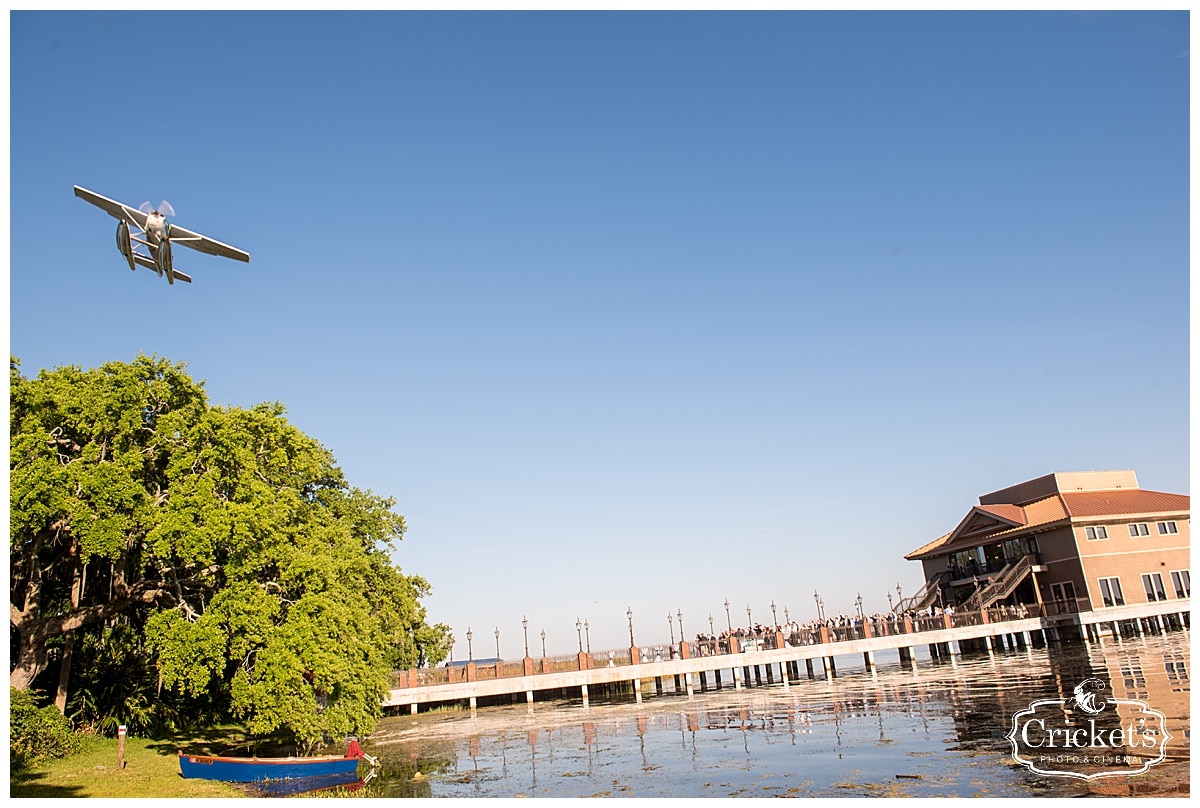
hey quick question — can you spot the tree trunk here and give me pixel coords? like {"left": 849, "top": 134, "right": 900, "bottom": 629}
{"left": 10, "top": 581, "right": 165, "bottom": 692}
{"left": 10, "top": 628, "right": 50, "bottom": 691}
{"left": 54, "top": 549, "right": 84, "bottom": 713}
{"left": 54, "top": 630, "right": 76, "bottom": 713}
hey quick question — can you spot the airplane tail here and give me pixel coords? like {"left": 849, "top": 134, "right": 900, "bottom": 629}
{"left": 133, "top": 253, "right": 191, "bottom": 283}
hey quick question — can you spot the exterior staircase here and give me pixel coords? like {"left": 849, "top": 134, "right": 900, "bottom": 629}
{"left": 961, "top": 554, "right": 1036, "bottom": 611}
{"left": 896, "top": 573, "right": 946, "bottom": 614}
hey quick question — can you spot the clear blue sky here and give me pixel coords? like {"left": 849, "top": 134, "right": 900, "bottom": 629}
{"left": 9, "top": 11, "right": 1190, "bottom": 658}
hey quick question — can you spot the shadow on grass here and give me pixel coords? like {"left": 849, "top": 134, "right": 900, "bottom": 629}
{"left": 10, "top": 768, "right": 88, "bottom": 798}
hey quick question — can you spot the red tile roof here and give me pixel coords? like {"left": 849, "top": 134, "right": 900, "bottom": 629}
{"left": 975, "top": 504, "right": 1027, "bottom": 525}
{"left": 905, "top": 488, "right": 1189, "bottom": 560}
{"left": 1060, "top": 489, "right": 1189, "bottom": 519}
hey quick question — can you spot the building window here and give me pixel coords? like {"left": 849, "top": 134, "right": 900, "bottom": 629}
{"left": 1170, "top": 570, "right": 1190, "bottom": 598}
{"left": 1141, "top": 573, "right": 1167, "bottom": 602}
{"left": 1050, "top": 581, "right": 1077, "bottom": 602}
{"left": 1157, "top": 521, "right": 1179, "bottom": 535}
{"left": 1128, "top": 523, "right": 1150, "bottom": 537}
{"left": 1098, "top": 577, "right": 1124, "bottom": 607}
{"left": 1085, "top": 526, "right": 1109, "bottom": 541}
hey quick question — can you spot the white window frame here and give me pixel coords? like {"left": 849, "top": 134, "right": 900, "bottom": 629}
{"left": 1098, "top": 576, "right": 1125, "bottom": 607}
{"left": 1170, "top": 569, "right": 1190, "bottom": 598}
{"left": 1085, "top": 525, "right": 1109, "bottom": 541}
{"left": 1141, "top": 572, "right": 1167, "bottom": 602}
{"left": 1157, "top": 521, "right": 1179, "bottom": 535}
{"left": 1128, "top": 523, "right": 1150, "bottom": 537}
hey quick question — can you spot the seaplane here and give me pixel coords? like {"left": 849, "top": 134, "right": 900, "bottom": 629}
{"left": 74, "top": 185, "right": 250, "bottom": 285}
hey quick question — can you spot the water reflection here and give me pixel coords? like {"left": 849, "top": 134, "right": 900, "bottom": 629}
{"left": 238, "top": 771, "right": 366, "bottom": 797}
{"left": 359, "top": 633, "right": 1189, "bottom": 798}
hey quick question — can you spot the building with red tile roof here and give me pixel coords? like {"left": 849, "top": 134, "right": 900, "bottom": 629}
{"left": 903, "top": 471, "right": 1189, "bottom": 616}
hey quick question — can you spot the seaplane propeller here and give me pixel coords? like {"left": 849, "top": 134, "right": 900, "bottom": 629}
{"left": 139, "top": 200, "right": 175, "bottom": 217}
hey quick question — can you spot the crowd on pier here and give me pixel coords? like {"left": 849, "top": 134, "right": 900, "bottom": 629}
{"left": 690, "top": 615, "right": 887, "bottom": 656}
{"left": 684, "top": 604, "right": 1029, "bottom": 657}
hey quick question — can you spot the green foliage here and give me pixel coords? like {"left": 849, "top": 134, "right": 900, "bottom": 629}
{"left": 10, "top": 687, "right": 82, "bottom": 769}
{"left": 11, "top": 355, "right": 453, "bottom": 747}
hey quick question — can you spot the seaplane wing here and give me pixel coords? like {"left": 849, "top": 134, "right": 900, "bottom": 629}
{"left": 164, "top": 222, "right": 251, "bottom": 263}
{"left": 74, "top": 185, "right": 148, "bottom": 230}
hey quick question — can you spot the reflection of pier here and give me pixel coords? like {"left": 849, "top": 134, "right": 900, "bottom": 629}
{"left": 384, "top": 600, "right": 1189, "bottom": 713}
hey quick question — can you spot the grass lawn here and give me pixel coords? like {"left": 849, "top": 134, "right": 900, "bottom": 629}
{"left": 11, "top": 734, "right": 244, "bottom": 799}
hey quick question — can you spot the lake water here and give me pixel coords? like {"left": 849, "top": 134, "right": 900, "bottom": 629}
{"left": 351, "top": 631, "right": 1188, "bottom": 798}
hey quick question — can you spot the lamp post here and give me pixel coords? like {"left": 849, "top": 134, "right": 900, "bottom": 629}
{"left": 887, "top": 592, "right": 894, "bottom": 613}
{"left": 896, "top": 583, "right": 903, "bottom": 606}
{"left": 724, "top": 598, "right": 732, "bottom": 634}
{"left": 784, "top": 606, "right": 790, "bottom": 624}
{"left": 677, "top": 609, "right": 684, "bottom": 642}
{"left": 814, "top": 591, "right": 824, "bottom": 622}
{"left": 467, "top": 627, "right": 474, "bottom": 662}
{"left": 523, "top": 616, "right": 529, "bottom": 658}
{"left": 584, "top": 620, "right": 591, "bottom": 654}
{"left": 540, "top": 628, "right": 546, "bottom": 658}
{"left": 668, "top": 612, "right": 675, "bottom": 645}
{"left": 746, "top": 604, "right": 753, "bottom": 626}
{"left": 494, "top": 627, "right": 500, "bottom": 660}
{"left": 576, "top": 618, "right": 583, "bottom": 653}
{"left": 708, "top": 613, "right": 714, "bottom": 635}
{"left": 855, "top": 593, "right": 864, "bottom": 620}
{"left": 770, "top": 600, "right": 778, "bottom": 626}
{"left": 627, "top": 607, "right": 635, "bottom": 645}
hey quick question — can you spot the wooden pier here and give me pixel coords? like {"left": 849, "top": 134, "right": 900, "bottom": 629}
{"left": 384, "top": 600, "right": 1189, "bottom": 714}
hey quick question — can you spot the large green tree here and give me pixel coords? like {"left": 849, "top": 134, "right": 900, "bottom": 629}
{"left": 10, "top": 356, "right": 450, "bottom": 745}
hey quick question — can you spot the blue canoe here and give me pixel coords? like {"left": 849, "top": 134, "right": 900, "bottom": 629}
{"left": 178, "top": 750, "right": 361, "bottom": 782}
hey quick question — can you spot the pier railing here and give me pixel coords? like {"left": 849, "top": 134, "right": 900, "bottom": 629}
{"left": 390, "top": 603, "right": 1089, "bottom": 691}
